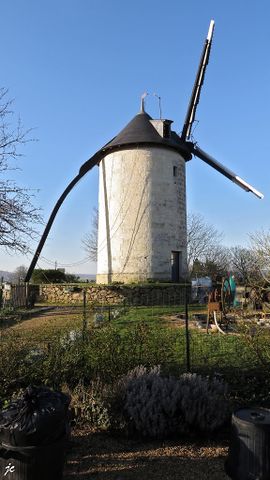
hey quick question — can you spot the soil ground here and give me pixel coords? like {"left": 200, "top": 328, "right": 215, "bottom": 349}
{"left": 64, "top": 429, "right": 230, "bottom": 480}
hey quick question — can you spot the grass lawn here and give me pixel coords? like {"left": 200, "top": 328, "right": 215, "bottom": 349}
{"left": 1, "top": 302, "right": 269, "bottom": 407}
{"left": 0, "top": 303, "right": 261, "bottom": 373}
{"left": 109, "top": 303, "right": 205, "bottom": 328}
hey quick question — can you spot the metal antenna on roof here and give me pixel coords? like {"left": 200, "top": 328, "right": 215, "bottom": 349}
{"left": 140, "top": 92, "right": 149, "bottom": 113}
{"left": 153, "top": 93, "right": 162, "bottom": 119}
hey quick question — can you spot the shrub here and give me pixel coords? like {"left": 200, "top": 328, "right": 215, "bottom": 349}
{"left": 0, "top": 333, "right": 35, "bottom": 399}
{"left": 240, "top": 322, "right": 270, "bottom": 368}
{"left": 179, "top": 373, "right": 229, "bottom": 432}
{"left": 0, "top": 322, "right": 182, "bottom": 399}
{"left": 108, "top": 365, "right": 161, "bottom": 431}
{"left": 121, "top": 367, "right": 228, "bottom": 439}
{"left": 123, "top": 367, "right": 184, "bottom": 438}
{"left": 67, "top": 380, "right": 110, "bottom": 430}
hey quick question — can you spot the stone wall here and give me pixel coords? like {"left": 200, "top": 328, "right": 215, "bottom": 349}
{"left": 38, "top": 283, "right": 190, "bottom": 306}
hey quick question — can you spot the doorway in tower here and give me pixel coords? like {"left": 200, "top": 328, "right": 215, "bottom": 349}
{"left": 171, "top": 251, "right": 182, "bottom": 282}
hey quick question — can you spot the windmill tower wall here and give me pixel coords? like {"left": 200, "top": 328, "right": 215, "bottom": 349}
{"left": 96, "top": 145, "right": 188, "bottom": 284}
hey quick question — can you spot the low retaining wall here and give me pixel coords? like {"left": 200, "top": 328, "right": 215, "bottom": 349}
{"left": 38, "top": 283, "right": 190, "bottom": 306}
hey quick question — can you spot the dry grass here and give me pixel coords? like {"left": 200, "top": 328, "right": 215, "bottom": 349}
{"left": 64, "top": 429, "right": 230, "bottom": 480}
{"left": 6, "top": 307, "right": 85, "bottom": 334}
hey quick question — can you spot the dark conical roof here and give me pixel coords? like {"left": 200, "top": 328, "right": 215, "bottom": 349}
{"left": 101, "top": 111, "right": 192, "bottom": 161}
{"left": 79, "top": 110, "right": 192, "bottom": 176}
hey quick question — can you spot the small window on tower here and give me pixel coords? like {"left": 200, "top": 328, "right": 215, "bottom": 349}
{"left": 173, "top": 166, "right": 177, "bottom": 177}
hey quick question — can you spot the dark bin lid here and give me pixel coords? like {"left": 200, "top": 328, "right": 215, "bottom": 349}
{"left": 0, "top": 386, "right": 70, "bottom": 447}
{"left": 233, "top": 407, "right": 270, "bottom": 425}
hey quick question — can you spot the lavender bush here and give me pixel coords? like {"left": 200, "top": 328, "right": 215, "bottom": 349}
{"left": 121, "top": 367, "right": 228, "bottom": 438}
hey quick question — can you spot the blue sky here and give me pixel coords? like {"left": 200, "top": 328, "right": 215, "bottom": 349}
{"left": 1, "top": 0, "right": 269, "bottom": 274}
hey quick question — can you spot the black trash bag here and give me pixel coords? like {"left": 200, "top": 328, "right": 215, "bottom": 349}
{"left": 0, "top": 386, "right": 70, "bottom": 447}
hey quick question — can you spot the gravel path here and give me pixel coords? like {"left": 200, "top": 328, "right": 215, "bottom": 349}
{"left": 64, "top": 430, "right": 231, "bottom": 479}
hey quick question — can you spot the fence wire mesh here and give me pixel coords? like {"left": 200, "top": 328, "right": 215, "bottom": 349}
{"left": 1, "top": 282, "right": 269, "bottom": 403}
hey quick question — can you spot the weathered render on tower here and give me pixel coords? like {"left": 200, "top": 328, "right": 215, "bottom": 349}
{"left": 96, "top": 109, "right": 192, "bottom": 284}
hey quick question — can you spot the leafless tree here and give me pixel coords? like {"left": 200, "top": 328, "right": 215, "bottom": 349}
{"left": 82, "top": 207, "right": 98, "bottom": 261}
{"left": 229, "top": 246, "right": 260, "bottom": 284}
{"left": 11, "top": 265, "right": 28, "bottom": 284}
{"left": 192, "top": 245, "right": 230, "bottom": 278}
{"left": 0, "top": 88, "right": 41, "bottom": 253}
{"left": 187, "top": 212, "right": 223, "bottom": 273}
{"left": 249, "top": 229, "right": 270, "bottom": 284}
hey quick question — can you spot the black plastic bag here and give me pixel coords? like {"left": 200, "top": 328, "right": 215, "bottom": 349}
{"left": 0, "top": 386, "right": 70, "bottom": 447}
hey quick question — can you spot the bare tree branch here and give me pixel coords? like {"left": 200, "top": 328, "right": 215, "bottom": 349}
{"left": 229, "top": 246, "right": 260, "bottom": 284}
{"left": 82, "top": 207, "right": 98, "bottom": 261}
{"left": 187, "top": 212, "right": 223, "bottom": 271}
{"left": 0, "top": 88, "right": 42, "bottom": 254}
{"left": 249, "top": 229, "right": 270, "bottom": 284}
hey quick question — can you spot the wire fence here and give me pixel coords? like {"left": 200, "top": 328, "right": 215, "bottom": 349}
{"left": 0, "top": 283, "right": 264, "bottom": 375}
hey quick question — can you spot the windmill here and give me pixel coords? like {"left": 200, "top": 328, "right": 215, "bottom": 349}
{"left": 25, "top": 20, "right": 263, "bottom": 283}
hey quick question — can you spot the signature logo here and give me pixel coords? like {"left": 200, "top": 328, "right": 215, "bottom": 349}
{"left": 4, "top": 463, "right": 15, "bottom": 476}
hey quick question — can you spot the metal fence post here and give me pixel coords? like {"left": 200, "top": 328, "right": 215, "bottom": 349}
{"left": 185, "top": 283, "right": 191, "bottom": 372}
{"left": 82, "top": 288, "right": 87, "bottom": 338}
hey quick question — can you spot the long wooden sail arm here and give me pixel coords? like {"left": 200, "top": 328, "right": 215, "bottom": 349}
{"left": 191, "top": 144, "right": 264, "bottom": 199}
{"left": 24, "top": 149, "right": 106, "bottom": 282}
{"left": 181, "top": 20, "right": 215, "bottom": 141}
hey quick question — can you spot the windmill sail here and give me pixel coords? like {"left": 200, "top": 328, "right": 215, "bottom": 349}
{"left": 192, "top": 144, "right": 264, "bottom": 199}
{"left": 181, "top": 19, "right": 263, "bottom": 200}
{"left": 181, "top": 19, "right": 215, "bottom": 141}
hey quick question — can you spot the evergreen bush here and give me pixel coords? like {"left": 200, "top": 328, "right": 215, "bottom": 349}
{"left": 179, "top": 373, "right": 229, "bottom": 432}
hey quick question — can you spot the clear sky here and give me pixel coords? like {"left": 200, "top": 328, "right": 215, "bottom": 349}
{"left": 1, "top": 0, "right": 269, "bottom": 274}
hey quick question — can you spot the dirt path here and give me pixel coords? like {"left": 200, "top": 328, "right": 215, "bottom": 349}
{"left": 64, "top": 430, "right": 230, "bottom": 480}
{"left": 5, "top": 306, "right": 89, "bottom": 334}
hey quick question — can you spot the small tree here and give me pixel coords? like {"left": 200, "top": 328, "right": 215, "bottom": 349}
{"left": 31, "top": 268, "right": 79, "bottom": 284}
{"left": 12, "top": 265, "right": 28, "bottom": 284}
{"left": 65, "top": 273, "right": 80, "bottom": 283}
{"left": 0, "top": 88, "right": 41, "bottom": 253}
{"left": 249, "top": 229, "right": 270, "bottom": 284}
{"left": 229, "top": 246, "right": 259, "bottom": 284}
{"left": 187, "top": 213, "right": 225, "bottom": 276}
{"left": 192, "top": 250, "right": 229, "bottom": 278}
{"left": 31, "top": 269, "right": 66, "bottom": 284}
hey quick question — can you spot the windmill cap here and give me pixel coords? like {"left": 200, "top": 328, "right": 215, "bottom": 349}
{"left": 103, "top": 111, "right": 192, "bottom": 160}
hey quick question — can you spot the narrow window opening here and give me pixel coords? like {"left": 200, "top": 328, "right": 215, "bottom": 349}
{"left": 173, "top": 166, "right": 177, "bottom": 177}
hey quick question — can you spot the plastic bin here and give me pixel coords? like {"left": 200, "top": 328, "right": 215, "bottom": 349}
{"left": 225, "top": 407, "right": 270, "bottom": 480}
{"left": 0, "top": 386, "right": 70, "bottom": 480}
{"left": 0, "top": 438, "right": 67, "bottom": 480}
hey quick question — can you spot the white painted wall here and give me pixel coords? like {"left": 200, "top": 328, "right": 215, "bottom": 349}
{"left": 96, "top": 146, "right": 187, "bottom": 283}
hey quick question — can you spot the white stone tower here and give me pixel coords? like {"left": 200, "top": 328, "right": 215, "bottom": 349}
{"left": 96, "top": 103, "right": 192, "bottom": 284}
